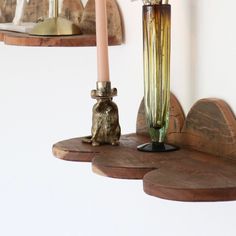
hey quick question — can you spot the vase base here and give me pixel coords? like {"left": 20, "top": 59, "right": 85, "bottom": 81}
{"left": 137, "top": 142, "right": 179, "bottom": 153}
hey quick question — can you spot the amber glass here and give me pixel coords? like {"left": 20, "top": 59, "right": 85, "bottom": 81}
{"left": 144, "top": 4, "right": 170, "bottom": 143}
{"left": 138, "top": 3, "right": 177, "bottom": 152}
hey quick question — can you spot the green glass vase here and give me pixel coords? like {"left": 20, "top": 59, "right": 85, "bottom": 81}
{"left": 138, "top": 1, "right": 178, "bottom": 152}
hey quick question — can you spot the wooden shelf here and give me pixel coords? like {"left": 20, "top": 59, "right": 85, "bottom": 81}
{"left": 52, "top": 94, "right": 236, "bottom": 202}
{"left": 0, "top": 0, "right": 123, "bottom": 47}
{"left": 0, "top": 31, "right": 121, "bottom": 47}
{"left": 53, "top": 133, "right": 236, "bottom": 202}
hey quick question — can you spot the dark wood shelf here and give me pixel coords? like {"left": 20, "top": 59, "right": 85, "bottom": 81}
{"left": 143, "top": 156, "right": 236, "bottom": 202}
{"left": 52, "top": 94, "right": 236, "bottom": 202}
{"left": 0, "top": 31, "right": 121, "bottom": 47}
{"left": 53, "top": 133, "right": 236, "bottom": 202}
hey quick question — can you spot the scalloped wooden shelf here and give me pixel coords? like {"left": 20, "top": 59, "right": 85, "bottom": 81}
{"left": 0, "top": 31, "right": 121, "bottom": 47}
{"left": 52, "top": 94, "right": 236, "bottom": 202}
{"left": 0, "top": 0, "right": 123, "bottom": 47}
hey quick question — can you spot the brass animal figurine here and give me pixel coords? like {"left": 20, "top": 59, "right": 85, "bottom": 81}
{"left": 83, "top": 82, "right": 121, "bottom": 146}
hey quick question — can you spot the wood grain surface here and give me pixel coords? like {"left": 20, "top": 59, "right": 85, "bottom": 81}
{"left": 92, "top": 136, "right": 204, "bottom": 179}
{"left": 143, "top": 155, "right": 236, "bottom": 201}
{"left": 1, "top": 32, "right": 121, "bottom": 46}
{"left": 52, "top": 95, "right": 236, "bottom": 202}
{"left": 0, "top": 0, "right": 16, "bottom": 23}
{"left": 0, "top": 0, "right": 83, "bottom": 25}
{"left": 80, "top": 0, "right": 122, "bottom": 44}
{"left": 53, "top": 134, "right": 140, "bottom": 163}
{"left": 53, "top": 136, "right": 99, "bottom": 162}
{"left": 0, "top": 0, "right": 47, "bottom": 23}
{"left": 136, "top": 97, "right": 236, "bottom": 159}
{"left": 61, "top": 0, "right": 84, "bottom": 26}
{"left": 168, "top": 98, "right": 236, "bottom": 159}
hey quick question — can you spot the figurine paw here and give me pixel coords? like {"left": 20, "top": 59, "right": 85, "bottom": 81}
{"left": 111, "top": 140, "right": 119, "bottom": 146}
{"left": 92, "top": 141, "right": 100, "bottom": 147}
{"left": 82, "top": 136, "right": 92, "bottom": 144}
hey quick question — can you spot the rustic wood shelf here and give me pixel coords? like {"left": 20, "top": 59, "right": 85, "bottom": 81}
{"left": 52, "top": 94, "right": 236, "bottom": 202}
{"left": 0, "top": 31, "right": 121, "bottom": 47}
{"left": 0, "top": 0, "right": 123, "bottom": 47}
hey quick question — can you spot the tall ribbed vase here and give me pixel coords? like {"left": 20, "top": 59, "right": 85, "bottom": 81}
{"left": 138, "top": 1, "right": 178, "bottom": 152}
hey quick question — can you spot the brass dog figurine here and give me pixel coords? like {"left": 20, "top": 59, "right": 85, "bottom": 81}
{"left": 83, "top": 82, "right": 121, "bottom": 146}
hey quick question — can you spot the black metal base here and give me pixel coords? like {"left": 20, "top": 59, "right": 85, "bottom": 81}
{"left": 137, "top": 142, "right": 179, "bottom": 153}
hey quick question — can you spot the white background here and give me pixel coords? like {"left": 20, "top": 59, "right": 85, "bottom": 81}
{"left": 1, "top": 0, "right": 236, "bottom": 235}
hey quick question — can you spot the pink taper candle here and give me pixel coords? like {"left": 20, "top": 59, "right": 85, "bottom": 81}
{"left": 95, "top": 0, "right": 110, "bottom": 82}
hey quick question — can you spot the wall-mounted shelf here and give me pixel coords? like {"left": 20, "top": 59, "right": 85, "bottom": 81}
{"left": 0, "top": 31, "right": 121, "bottom": 47}
{"left": 0, "top": 0, "right": 123, "bottom": 47}
{"left": 53, "top": 94, "right": 236, "bottom": 202}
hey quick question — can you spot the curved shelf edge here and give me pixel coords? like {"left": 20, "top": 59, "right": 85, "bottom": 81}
{"left": 53, "top": 136, "right": 99, "bottom": 162}
{"left": 52, "top": 134, "right": 146, "bottom": 163}
{"left": 143, "top": 158, "right": 236, "bottom": 202}
{"left": 0, "top": 31, "right": 122, "bottom": 47}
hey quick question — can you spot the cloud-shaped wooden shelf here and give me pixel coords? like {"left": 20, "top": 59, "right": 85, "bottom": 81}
{"left": 52, "top": 94, "right": 236, "bottom": 202}
{"left": 0, "top": 0, "right": 122, "bottom": 47}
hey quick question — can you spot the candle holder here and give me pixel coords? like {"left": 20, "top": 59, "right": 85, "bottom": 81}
{"left": 82, "top": 81, "right": 121, "bottom": 147}
{"left": 137, "top": 1, "right": 178, "bottom": 152}
{"left": 30, "top": 0, "right": 81, "bottom": 36}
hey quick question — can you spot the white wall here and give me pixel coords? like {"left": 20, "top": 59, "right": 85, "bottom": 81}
{"left": 0, "top": 0, "right": 236, "bottom": 236}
